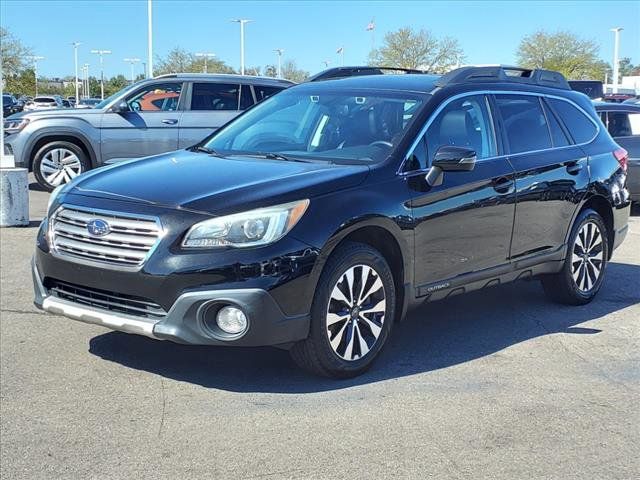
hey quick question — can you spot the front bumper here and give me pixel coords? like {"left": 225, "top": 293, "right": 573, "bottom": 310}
{"left": 33, "top": 258, "right": 310, "bottom": 346}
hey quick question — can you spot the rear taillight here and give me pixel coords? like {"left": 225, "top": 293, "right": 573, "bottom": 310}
{"left": 613, "top": 148, "right": 628, "bottom": 172}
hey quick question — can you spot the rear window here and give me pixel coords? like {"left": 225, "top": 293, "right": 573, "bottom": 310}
{"left": 547, "top": 98, "right": 597, "bottom": 144}
{"left": 541, "top": 100, "right": 570, "bottom": 147}
{"left": 34, "top": 97, "right": 56, "bottom": 103}
{"left": 495, "top": 95, "right": 551, "bottom": 154}
{"left": 605, "top": 112, "right": 640, "bottom": 137}
{"left": 191, "top": 83, "right": 249, "bottom": 111}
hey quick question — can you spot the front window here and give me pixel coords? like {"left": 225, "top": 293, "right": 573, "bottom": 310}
{"left": 126, "top": 82, "right": 183, "bottom": 112}
{"left": 204, "top": 89, "right": 425, "bottom": 163}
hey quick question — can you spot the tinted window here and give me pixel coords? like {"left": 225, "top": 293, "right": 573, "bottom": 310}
{"left": 127, "top": 82, "right": 182, "bottom": 112}
{"left": 254, "top": 85, "right": 284, "bottom": 103}
{"left": 423, "top": 94, "right": 496, "bottom": 168}
{"left": 239, "top": 84, "right": 253, "bottom": 110}
{"left": 606, "top": 112, "right": 640, "bottom": 137}
{"left": 496, "top": 95, "right": 551, "bottom": 154}
{"left": 191, "top": 83, "right": 242, "bottom": 111}
{"left": 34, "top": 97, "right": 56, "bottom": 103}
{"left": 542, "top": 100, "right": 570, "bottom": 147}
{"left": 548, "top": 98, "right": 597, "bottom": 144}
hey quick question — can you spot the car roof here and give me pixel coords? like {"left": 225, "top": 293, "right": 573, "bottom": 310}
{"left": 294, "top": 73, "right": 442, "bottom": 93}
{"left": 153, "top": 73, "right": 295, "bottom": 86}
{"left": 593, "top": 102, "right": 640, "bottom": 112}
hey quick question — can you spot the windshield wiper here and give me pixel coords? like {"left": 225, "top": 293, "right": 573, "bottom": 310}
{"left": 189, "top": 145, "right": 223, "bottom": 156}
{"left": 249, "top": 152, "right": 310, "bottom": 163}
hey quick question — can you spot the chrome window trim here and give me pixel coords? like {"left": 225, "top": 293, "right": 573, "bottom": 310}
{"left": 398, "top": 89, "right": 601, "bottom": 176}
{"left": 48, "top": 204, "right": 165, "bottom": 272}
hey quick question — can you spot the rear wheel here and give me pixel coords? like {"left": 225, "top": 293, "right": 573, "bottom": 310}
{"left": 290, "top": 242, "right": 396, "bottom": 378}
{"left": 541, "top": 209, "right": 609, "bottom": 305}
{"left": 33, "top": 141, "right": 90, "bottom": 192}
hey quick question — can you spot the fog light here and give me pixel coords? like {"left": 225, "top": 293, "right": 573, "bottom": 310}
{"left": 216, "top": 306, "right": 248, "bottom": 334}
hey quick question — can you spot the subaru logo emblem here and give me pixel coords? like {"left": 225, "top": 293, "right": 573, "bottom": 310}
{"left": 87, "top": 219, "right": 110, "bottom": 237}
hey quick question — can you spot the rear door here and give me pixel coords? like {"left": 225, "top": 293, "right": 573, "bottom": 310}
{"left": 494, "top": 94, "right": 592, "bottom": 259}
{"left": 408, "top": 94, "right": 517, "bottom": 289}
{"left": 177, "top": 82, "right": 254, "bottom": 149}
{"left": 100, "top": 81, "right": 184, "bottom": 163}
{"left": 601, "top": 109, "right": 640, "bottom": 197}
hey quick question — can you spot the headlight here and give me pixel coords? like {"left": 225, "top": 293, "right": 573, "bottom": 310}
{"left": 183, "top": 199, "right": 310, "bottom": 248}
{"left": 47, "top": 185, "right": 65, "bottom": 214}
{"left": 3, "top": 118, "right": 29, "bottom": 133}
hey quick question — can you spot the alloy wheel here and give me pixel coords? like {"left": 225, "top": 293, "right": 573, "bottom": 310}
{"left": 571, "top": 221, "right": 604, "bottom": 292}
{"left": 39, "top": 148, "right": 82, "bottom": 187}
{"left": 326, "top": 264, "right": 386, "bottom": 361}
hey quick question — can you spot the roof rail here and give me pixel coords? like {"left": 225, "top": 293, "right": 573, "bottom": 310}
{"left": 434, "top": 65, "right": 570, "bottom": 90}
{"left": 307, "top": 66, "right": 428, "bottom": 82}
{"left": 153, "top": 72, "right": 295, "bottom": 84}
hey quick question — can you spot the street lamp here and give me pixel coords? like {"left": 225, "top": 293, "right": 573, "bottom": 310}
{"left": 71, "top": 42, "right": 81, "bottom": 103}
{"left": 27, "top": 55, "right": 44, "bottom": 96}
{"left": 82, "top": 64, "right": 90, "bottom": 99}
{"left": 147, "top": 0, "right": 153, "bottom": 78}
{"left": 195, "top": 52, "right": 216, "bottom": 73}
{"left": 610, "top": 27, "right": 623, "bottom": 94}
{"left": 124, "top": 58, "right": 141, "bottom": 83}
{"left": 231, "top": 19, "right": 252, "bottom": 75}
{"left": 90, "top": 49, "right": 111, "bottom": 100}
{"left": 274, "top": 49, "right": 284, "bottom": 78}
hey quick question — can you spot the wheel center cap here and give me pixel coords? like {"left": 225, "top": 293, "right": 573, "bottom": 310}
{"left": 350, "top": 306, "right": 360, "bottom": 319}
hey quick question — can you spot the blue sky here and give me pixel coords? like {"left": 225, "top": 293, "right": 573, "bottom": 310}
{"left": 1, "top": 0, "right": 639, "bottom": 78}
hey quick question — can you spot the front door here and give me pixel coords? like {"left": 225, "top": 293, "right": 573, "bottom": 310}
{"left": 100, "top": 81, "right": 184, "bottom": 163}
{"left": 408, "top": 94, "right": 516, "bottom": 289}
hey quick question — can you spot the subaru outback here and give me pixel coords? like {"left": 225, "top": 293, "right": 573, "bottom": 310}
{"left": 33, "top": 66, "right": 631, "bottom": 378}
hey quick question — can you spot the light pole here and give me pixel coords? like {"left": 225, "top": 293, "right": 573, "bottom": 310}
{"left": 274, "top": 49, "right": 284, "bottom": 78}
{"left": 27, "top": 55, "right": 44, "bottom": 97}
{"left": 610, "top": 27, "right": 623, "bottom": 94}
{"left": 231, "top": 19, "right": 252, "bottom": 75}
{"left": 71, "top": 42, "right": 81, "bottom": 102}
{"left": 91, "top": 49, "right": 111, "bottom": 100}
{"left": 147, "top": 0, "right": 153, "bottom": 78}
{"left": 336, "top": 46, "right": 344, "bottom": 66}
{"left": 83, "top": 64, "right": 90, "bottom": 98}
{"left": 124, "top": 58, "right": 141, "bottom": 83}
{"left": 195, "top": 52, "right": 216, "bottom": 73}
{"left": 322, "top": 60, "right": 331, "bottom": 68}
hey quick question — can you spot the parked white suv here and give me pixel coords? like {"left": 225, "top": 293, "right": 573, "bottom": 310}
{"left": 23, "top": 96, "right": 64, "bottom": 111}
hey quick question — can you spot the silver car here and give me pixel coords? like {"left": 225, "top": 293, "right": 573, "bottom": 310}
{"left": 3, "top": 74, "right": 293, "bottom": 190}
{"left": 23, "top": 96, "right": 64, "bottom": 112}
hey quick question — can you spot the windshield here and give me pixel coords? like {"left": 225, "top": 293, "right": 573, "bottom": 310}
{"left": 204, "top": 88, "right": 425, "bottom": 163}
{"left": 94, "top": 81, "right": 142, "bottom": 109}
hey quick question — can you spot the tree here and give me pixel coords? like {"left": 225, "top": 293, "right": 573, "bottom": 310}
{"left": 105, "top": 74, "right": 129, "bottom": 97}
{"left": 516, "top": 30, "right": 607, "bottom": 80}
{"left": 154, "top": 47, "right": 235, "bottom": 75}
{"left": 263, "top": 65, "right": 278, "bottom": 78}
{"left": 0, "top": 27, "right": 31, "bottom": 77}
{"left": 279, "top": 60, "right": 309, "bottom": 83}
{"left": 5, "top": 68, "right": 35, "bottom": 96}
{"left": 367, "top": 27, "right": 463, "bottom": 72}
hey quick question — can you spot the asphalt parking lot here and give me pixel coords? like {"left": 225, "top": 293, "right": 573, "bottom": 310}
{"left": 1, "top": 179, "right": 639, "bottom": 479}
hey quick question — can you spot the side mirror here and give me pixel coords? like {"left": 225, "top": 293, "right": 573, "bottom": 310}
{"left": 432, "top": 145, "right": 476, "bottom": 172}
{"left": 425, "top": 145, "right": 476, "bottom": 187}
{"left": 110, "top": 101, "right": 129, "bottom": 113}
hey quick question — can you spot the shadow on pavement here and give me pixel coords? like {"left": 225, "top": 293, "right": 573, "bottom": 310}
{"left": 89, "top": 262, "right": 640, "bottom": 393}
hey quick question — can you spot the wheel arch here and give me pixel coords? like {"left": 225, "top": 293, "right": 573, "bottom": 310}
{"left": 305, "top": 216, "right": 412, "bottom": 322}
{"left": 27, "top": 130, "right": 98, "bottom": 171}
{"left": 570, "top": 194, "right": 615, "bottom": 260}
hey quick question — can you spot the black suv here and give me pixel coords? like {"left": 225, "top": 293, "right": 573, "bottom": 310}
{"left": 33, "top": 66, "right": 631, "bottom": 378}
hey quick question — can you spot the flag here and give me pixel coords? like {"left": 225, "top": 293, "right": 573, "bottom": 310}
{"left": 366, "top": 20, "right": 375, "bottom": 31}
{"left": 336, "top": 47, "right": 343, "bottom": 54}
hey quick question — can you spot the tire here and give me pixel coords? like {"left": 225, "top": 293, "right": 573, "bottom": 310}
{"left": 33, "top": 141, "right": 90, "bottom": 192}
{"left": 290, "top": 241, "right": 396, "bottom": 378}
{"left": 541, "top": 209, "right": 609, "bottom": 305}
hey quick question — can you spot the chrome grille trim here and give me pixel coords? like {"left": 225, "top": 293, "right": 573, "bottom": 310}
{"left": 50, "top": 206, "right": 163, "bottom": 270}
{"left": 48, "top": 280, "right": 167, "bottom": 320}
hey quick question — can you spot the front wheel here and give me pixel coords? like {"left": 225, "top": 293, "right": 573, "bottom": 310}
{"left": 33, "top": 141, "right": 90, "bottom": 192}
{"left": 290, "top": 242, "right": 396, "bottom": 378}
{"left": 541, "top": 209, "right": 609, "bottom": 305}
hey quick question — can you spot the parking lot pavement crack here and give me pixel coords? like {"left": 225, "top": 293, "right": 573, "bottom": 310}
{"left": 0, "top": 308, "right": 47, "bottom": 316}
{"left": 157, "top": 377, "right": 167, "bottom": 438}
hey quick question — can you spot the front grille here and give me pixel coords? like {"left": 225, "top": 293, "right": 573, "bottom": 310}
{"left": 47, "top": 280, "right": 167, "bottom": 319}
{"left": 51, "top": 206, "right": 162, "bottom": 268}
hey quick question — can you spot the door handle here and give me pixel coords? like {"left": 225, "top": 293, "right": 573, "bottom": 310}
{"left": 565, "top": 161, "right": 583, "bottom": 175}
{"left": 161, "top": 119, "right": 178, "bottom": 125}
{"left": 492, "top": 177, "right": 514, "bottom": 194}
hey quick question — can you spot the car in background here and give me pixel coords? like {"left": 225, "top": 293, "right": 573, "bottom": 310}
{"left": 595, "top": 102, "right": 640, "bottom": 203}
{"left": 2, "top": 94, "right": 20, "bottom": 117}
{"left": 603, "top": 93, "right": 635, "bottom": 103}
{"left": 568, "top": 80, "right": 604, "bottom": 100}
{"left": 23, "top": 96, "right": 64, "bottom": 111}
{"left": 4, "top": 74, "right": 294, "bottom": 190}
{"left": 61, "top": 99, "right": 71, "bottom": 108}
{"left": 67, "top": 96, "right": 76, "bottom": 107}
{"left": 622, "top": 96, "right": 640, "bottom": 105}
{"left": 75, "top": 98, "right": 103, "bottom": 109}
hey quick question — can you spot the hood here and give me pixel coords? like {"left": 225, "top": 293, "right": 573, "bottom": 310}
{"left": 69, "top": 150, "right": 369, "bottom": 214}
{"left": 13, "top": 107, "right": 104, "bottom": 119}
